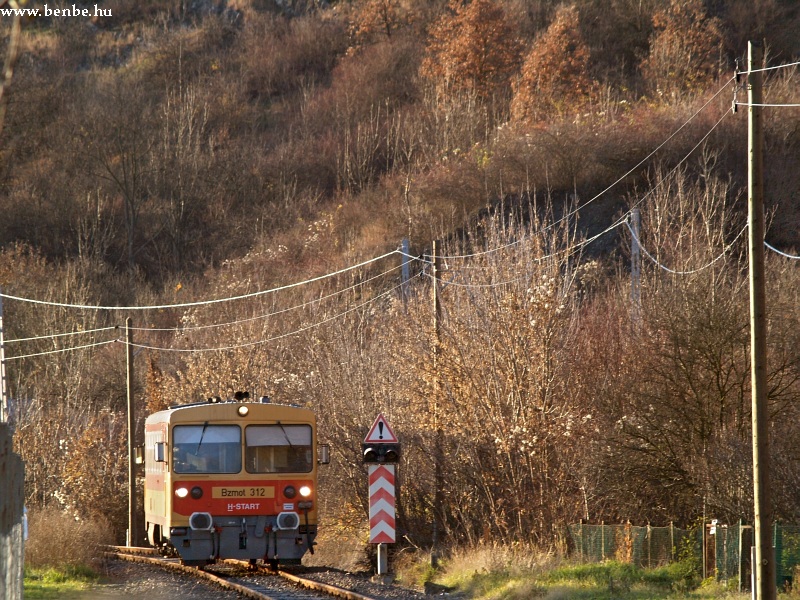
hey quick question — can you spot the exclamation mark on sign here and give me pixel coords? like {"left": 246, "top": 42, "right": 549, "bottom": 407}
{"left": 378, "top": 422, "right": 384, "bottom": 439}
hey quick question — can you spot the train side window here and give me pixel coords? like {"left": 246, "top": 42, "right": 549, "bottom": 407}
{"left": 154, "top": 442, "right": 166, "bottom": 463}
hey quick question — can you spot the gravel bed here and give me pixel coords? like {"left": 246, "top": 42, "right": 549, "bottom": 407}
{"left": 78, "top": 558, "right": 463, "bottom": 599}
{"left": 293, "top": 567, "right": 454, "bottom": 600}
{"left": 78, "top": 560, "right": 240, "bottom": 599}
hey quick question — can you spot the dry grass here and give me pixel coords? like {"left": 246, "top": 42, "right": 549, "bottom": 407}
{"left": 25, "top": 506, "right": 115, "bottom": 570}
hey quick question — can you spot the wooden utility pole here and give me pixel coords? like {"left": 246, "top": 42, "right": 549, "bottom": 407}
{"left": 401, "top": 238, "right": 410, "bottom": 304}
{"left": 630, "top": 208, "right": 641, "bottom": 329}
{"left": 0, "top": 288, "right": 8, "bottom": 423}
{"left": 430, "top": 241, "right": 443, "bottom": 562}
{"left": 747, "top": 40, "right": 776, "bottom": 600}
{"left": 126, "top": 317, "right": 140, "bottom": 547}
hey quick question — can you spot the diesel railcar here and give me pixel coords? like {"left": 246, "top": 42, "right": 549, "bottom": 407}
{"left": 143, "top": 395, "right": 328, "bottom": 566}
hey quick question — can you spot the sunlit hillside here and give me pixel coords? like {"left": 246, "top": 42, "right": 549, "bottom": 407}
{"left": 1, "top": 0, "right": 800, "bottom": 552}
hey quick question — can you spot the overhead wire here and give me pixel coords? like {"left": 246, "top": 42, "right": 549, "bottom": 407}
{"left": 5, "top": 325, "right": 119, "bottom": 344}
{"left": 4, "top": 339, "right": 118, "bottom": 362}
{"left": 739, "top": 60, "right": 800, "bottom": 74}
{"left": 439, "top": 101, "right": 735, "bottom": 289}
{"left": 121, "top": 277, "right": 415, "bottom": 354}
{"left": 126, "top": 260, "right": 407, "bottom": 334}
{"left": 0, "top": 61, "right": 784, "bottom": 353}
{"left": 626, "top": 221, "right": 747, "bottom": 275}
{"left": 734, "top": 60, "right": 800, "bottom": 108}
{"left": 430, "top": 75, "right": 736, "bottom": 261}
{"left": 765, "top": 242, "right": 800, "bottom": 260}
{"left": 735, "top": 102, "right": 800, "bottom": 108}
{"left": 0, "top": 249, "right": 404, "bottom": 311}
{"left": 432, "top": 58, "right": 796, "bottom": 264}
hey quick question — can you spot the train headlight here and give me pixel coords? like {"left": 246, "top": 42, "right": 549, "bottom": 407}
{"left": 283, "top": 485, "right": 297, "bottom": 499}
{"left": 191, "top": 486, "right": 203, "bottom": 499}
{"left": 299, "top": 486, "right": 312, "bottom": 498}
{"left": 175, "top": 487, "right": 189, "bottom": 498}
{"left": 237, "top": 405, "right": 249, "bottom": 417}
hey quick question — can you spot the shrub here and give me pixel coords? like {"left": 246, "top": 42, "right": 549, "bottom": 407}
{"left": 25, "top": 507, "right": 115, "bottom": 571}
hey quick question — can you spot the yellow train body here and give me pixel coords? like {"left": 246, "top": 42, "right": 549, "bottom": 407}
{"left": 143, "top": 399, "right": 320, "bottom": 566}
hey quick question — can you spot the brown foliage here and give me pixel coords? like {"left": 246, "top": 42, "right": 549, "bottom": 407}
{"left": 25, "top": 506, "right": 115, "bottom": 569}
{"left": 61, "top": 411, "right": 129, "bottom": 532}
{"left": 420, "top": 0, "right": 522, "bottom": 101}
{"left": 640, "top": 0, "right": 723, "bottom": 101}
{"left": 348, "top": 0, "right": 413, "bottom": 54}
{"left": 511, "top": 5, "right": 596, "bottom": 123}
{"left": 4, "top": 0, "right": 800, "bottom": 554}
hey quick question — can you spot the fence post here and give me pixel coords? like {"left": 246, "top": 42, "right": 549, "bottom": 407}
{"left": 737, "top": 520, "right": 742, "bottom": 592}
{"left": 647, "top": 522, "right": 652, "bottom": 569}
{"left": 579, "top": 520, "right": 584, "bottom": 562}
{"left": 773, "top": 522, "right": 782, "bottom": 590}
{"left": 601, "top": 521, "right": 605, "bottom": 561}
{"left": 670, "top": 521, "right": 675, "bottom": 562}
{"left": 0, "top": 422, "right": 25, "bottom": 600}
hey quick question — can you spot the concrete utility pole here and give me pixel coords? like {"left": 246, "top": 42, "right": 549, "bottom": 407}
{"left": 126, "top": 317, "right": 140, "bottom": 547}
{"left": 747, "top": 40, "right": 776, "bottom": 600}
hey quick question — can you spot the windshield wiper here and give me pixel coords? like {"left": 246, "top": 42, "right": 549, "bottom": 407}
{"left": 195, "top": 421, "right": 209, "bottom": 454}
{"left": 276, "top": 421, "right": 293, "bottom": 447}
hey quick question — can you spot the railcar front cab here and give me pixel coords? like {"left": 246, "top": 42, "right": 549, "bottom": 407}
{"left": 149, "top": 396, "right": 329, "bottom": 566}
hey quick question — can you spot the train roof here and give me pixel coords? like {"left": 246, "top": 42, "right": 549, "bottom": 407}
{"left": 145, "top": 399, "right": 315, "bottom": 425}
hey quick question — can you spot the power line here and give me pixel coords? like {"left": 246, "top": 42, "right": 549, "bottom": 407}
{"left": 4, "top": 339, "right": 118, "bottom": 361}
{"left": 735, "top": 102, "right": 800, "bottom": 108}
{"left": 432, "top": 76, "right": 736, "bottom": 261}
{"left": 0, "top": 80, "right": 747, "bottom": 357}
{"left": 122, "top": 280, "right": 410, "bottom": 354}
{"left": 765, "top": 242, "right": 800, "bottom": 260}
{"left": 4, "top": 325, "right": 119, "bottom": 344}
{"left": 418, "top": 100, "right": 732, "bottom": 281}
{"left": 626, "top": 221, "right": 747, "bottom": 275}
{"left": 738, "top": 60, "right": 800, "bottom": 74}
{"left": 0, "top": 250, "right": 403, "bottom": 311}
{"left": 126, "top": 261, "right": 407, "bottom": 334}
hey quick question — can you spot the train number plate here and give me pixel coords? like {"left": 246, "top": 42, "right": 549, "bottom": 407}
{"left": 212, "top": 486, "right": 275, "bottom": 499}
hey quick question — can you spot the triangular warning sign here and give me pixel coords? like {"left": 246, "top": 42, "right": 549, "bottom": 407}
{"left": 364, "top": 414, "right": 399, "bottom": 443}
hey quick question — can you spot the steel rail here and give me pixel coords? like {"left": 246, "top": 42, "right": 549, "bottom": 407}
{"left": 106, "top": 547, "right": 379, "bottom": 600}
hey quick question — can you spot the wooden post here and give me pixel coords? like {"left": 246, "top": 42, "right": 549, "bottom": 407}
{"left": 431, "top": 241, "right": 443, "bottom": 562}
{"left": 126, "top": 318, "right": 140, "bottom": 547}
{"left": 670, "top": 521, "right": 675, "bottom": 562}
{"left": 401, "top": 238, "right": 410, "bottom": 303}
{"left": 630, "top": 208, "right": 641, "bottom": 328}
{"left": 0, "top": 423, "right": 24, "bottom": 600}
{"left": 601, "top": 521, "right": 605, "bottom": 561}
{"left": 0, "top": 287, "right": 8, "bottom": 423}
{"left": 747, "top": 40, "right": 776, "bottom": 600}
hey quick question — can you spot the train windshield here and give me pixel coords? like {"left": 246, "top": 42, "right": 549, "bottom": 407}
{"left": 172, "top": 424, "right": 242, "bottom": 474}
{"left": 245, "top": 424, "right": 313, "bottom": 473}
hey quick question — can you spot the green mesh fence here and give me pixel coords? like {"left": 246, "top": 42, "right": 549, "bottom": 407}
{"left": 569, "top": 522, "right": 800, "bottom": 592}
{"left": 775, "top": 524, "right": 800, "bottom": 590}
{"left": 713, "top": 522, "right": 744, "bottom": 588}
{"left": 567, "top": 523, "right": 687, "bottom": 568}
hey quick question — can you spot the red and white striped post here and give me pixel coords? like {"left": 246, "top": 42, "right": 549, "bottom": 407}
{"left": 363, "top": 414, "right": 400, "bottom": 577}
{"left": 369, "top": 465, "right": 396, "bottom": 544}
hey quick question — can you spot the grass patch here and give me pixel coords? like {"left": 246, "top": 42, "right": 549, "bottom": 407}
{"left": 403, "top": 544, "right": 752, "bottom": 600}
{"left": 23, "top": 566, "right": 99, "bottom": 599}
{"left": 22, "top": 507, "right": 114, "bottom": 599}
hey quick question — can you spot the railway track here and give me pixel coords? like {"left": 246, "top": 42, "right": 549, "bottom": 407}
{"left": 106, "top": 546, "right": 380, "bottom": 600}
